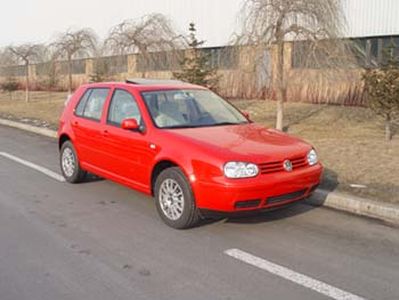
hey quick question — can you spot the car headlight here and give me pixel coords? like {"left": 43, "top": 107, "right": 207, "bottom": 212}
{"left": 224, "top": 162, "right": 259, "bottom": 178}
{"left": 307, "top": 149, "right": 318, "bottom": 166}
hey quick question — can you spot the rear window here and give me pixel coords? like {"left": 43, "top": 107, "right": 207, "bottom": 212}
{"left": 75, "top": 88, "right": 110, "bottom": 121}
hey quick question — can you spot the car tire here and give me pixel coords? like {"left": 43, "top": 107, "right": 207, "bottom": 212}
{"left": 154, "top": 167, "right": 201, "bottom": 229}
{"left": 60, "top": 141, "right": 86, "bottom": 183}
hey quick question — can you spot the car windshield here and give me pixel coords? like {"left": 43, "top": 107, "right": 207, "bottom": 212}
{"left": 142, "top": 89, "right": 248, "bottom": 129}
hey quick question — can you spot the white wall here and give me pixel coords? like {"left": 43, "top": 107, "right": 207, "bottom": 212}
{"left": 342, "top": 0, "right": 399, "bottom": 37}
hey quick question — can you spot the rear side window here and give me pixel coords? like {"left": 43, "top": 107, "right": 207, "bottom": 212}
{"left": 75, "top": 89, "right": 92, "bottom": 116}
{"left": 75, "top": 88, "right": 109, "bottom": 121}
{"left": 107, "top": 89, "right": 142, "bottom": 126}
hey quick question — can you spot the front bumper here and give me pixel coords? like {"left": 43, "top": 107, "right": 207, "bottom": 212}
{"left": 193, "top": 163, "right": 323, "bottom": 212}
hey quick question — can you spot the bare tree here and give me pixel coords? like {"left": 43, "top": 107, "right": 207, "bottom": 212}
{"left": 52, "top": 28, "right": 97, "bottom": 93}
{"left": 105, "top": 13, "right": 184, "bottom": 77}
{"left": 236, "top": 0, "right": 353, "bottom": 130}
{"left": 6, "top": 44, "right": 44, "bottom": 102}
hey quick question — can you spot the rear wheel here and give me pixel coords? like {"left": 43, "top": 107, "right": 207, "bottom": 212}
{"left": 60, "top": 141, "right": 86, "bottom": 183}
{"left": 154, "top": 167, "right": 200, "bottom": 229}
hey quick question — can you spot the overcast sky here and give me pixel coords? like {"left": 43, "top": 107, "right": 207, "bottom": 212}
{"left": 3, "top": 0, "right": 399, "bottom": 48}
{"left": 0, "top": 0, "right": 244, "bottom": 47}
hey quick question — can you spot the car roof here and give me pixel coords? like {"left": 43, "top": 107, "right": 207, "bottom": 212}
{"left": 80, "top": 79, "right": 207, "bottom": 92}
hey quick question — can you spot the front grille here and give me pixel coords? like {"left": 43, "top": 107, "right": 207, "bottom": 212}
{"left": 266, "top": 189, "right": 307, "bottom": 205}
{"left": 258, "top": 155, "right": 308, "bottom": 174}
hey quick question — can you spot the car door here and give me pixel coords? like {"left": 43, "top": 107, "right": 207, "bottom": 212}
{"left": 101, "top": 88, "right": 154, "bottom": 190}
{"left": 71, "top": 87, "right": 111, "bottom": 169}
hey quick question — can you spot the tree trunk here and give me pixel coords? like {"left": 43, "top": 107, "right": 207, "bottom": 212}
{"left": 68, "top": 56, "right": 73, "bottom": 94}
{"left": 25, "top": 62, "right": 30, "bottom": 103}
{"left": 385, "top": 115, "right": 392, "bottom": 141}
{"left": 275, "top": 39, "right": 286, "bottom": 131}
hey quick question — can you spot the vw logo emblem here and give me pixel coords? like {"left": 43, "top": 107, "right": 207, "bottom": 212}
{"left": 283, "top": 160, "right": 293, "bottom": 172}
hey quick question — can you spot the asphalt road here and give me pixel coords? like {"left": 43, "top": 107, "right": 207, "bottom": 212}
{"left": 0, "top": 125, "right": 398, "bottom": 300}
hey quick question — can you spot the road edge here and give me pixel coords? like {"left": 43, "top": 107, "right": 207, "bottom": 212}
{"left": 1, "top": 117, "right": 398, "bottom": 225}
{"left": 307, "top": 189, "right": 399, "bottom": 225}
{"left": 0, "top": 118, "right": 57, "bottom": 138}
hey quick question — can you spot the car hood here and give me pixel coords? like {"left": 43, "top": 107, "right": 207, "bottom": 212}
{"left": 166, "top": 123, "right": 312, "bottom": 163}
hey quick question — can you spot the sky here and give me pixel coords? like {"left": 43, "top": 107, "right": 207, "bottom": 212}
{"left": 2, "top": 0, "right": 399, "bottom": 49}
{"left": 0, "top": 0, "right": 244, "bottom": 48}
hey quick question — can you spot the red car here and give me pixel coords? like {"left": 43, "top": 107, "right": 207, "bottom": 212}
{"left": 58, "top": 79, "right": 322, "bottom": 229}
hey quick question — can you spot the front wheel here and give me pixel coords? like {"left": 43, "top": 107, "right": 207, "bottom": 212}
{"left": 60, "top": 141, "right": 86, "bottom": 183}
{"left": 154, "top": 167, "right": 201, "bottom": 229}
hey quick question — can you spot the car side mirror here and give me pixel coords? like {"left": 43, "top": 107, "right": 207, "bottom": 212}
{"left": 121, "top": 118, "right": 140, "bottom": 131}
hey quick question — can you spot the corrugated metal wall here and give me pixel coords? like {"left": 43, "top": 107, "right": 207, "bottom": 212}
{"left": 343, "top": 0, "right": 399, "bottom": 37}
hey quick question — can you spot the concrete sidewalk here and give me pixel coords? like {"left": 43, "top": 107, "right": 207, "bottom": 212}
{"left": 1, "top": 116, "right": 398, "bottom": 226}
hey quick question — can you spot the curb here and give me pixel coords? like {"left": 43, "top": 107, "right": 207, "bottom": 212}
{"left": 306, "top": 189, "right": 399, "bottom": 225}
{"left": 0, "top": 118, "right": 57, "bottom": 138}
{"left": 1, "top": 117, "right": 399, "bottom": 225}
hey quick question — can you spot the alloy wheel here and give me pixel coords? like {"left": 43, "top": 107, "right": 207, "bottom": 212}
{"left": 159, "top": 178, "right": 185, "bottom": 220}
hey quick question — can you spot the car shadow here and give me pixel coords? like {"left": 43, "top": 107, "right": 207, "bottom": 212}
{"left": 79, "top": 173, "right": 105, "bottom": 183}
{"left": 199, "top": 201, "right": 316, "bottom": 226}
{"left": 319, "top": 167, "right": 339, "bottom": 192}
{"left": 225, "top": 202, "right": 316, "bottom": 224}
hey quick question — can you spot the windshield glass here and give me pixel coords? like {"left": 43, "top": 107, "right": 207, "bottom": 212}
{"left": 142, "top": 89, "right": 248, "bottom": 129}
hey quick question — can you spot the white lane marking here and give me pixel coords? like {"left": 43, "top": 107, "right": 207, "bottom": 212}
{"left": 224, "top": 249, "right": 366, "bottom": 300}
{"left": 0, "top": 152, "right": 65, "bottom": 182}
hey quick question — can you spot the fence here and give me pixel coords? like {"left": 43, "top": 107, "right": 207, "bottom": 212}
{"left": 95, "top": 55, "right": 128, "bottom": 75}
{"left": 2, "top": 39, "right": 394, "bottom": 105}
{"left": 0, "top": 65, "right": 26, "bottom": 77}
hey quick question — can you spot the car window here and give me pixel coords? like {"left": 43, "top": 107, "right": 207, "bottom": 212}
{"left": 107, "top": 89, "right": 142, "bottom": 126}
{"left": 81, "top": 89, "right": 109, "bottom": 121}
{"left": 75, "top": 89, "right": 92, "bottom": 116}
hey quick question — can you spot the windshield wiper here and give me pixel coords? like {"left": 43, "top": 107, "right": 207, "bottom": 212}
{"left": 162, "top": 124, "right": 199, "bottom": 129}
{"left": 212, "top": 121, "right": 247, "bottom": 127}
{"left": 162, "top": 121, "right": 247, "bottom": 129}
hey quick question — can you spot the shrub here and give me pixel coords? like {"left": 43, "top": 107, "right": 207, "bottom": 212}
{"left": 1, "top": 77, "right": 19, "bottom": 100}
{"left": 363, "top": 55, "right": 399, "bottom": 141}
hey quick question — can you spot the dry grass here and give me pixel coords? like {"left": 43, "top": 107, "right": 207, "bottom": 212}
{"left": 0, "top": 91, "right": 67, "bottom": 129}
{"left": 0, "top": 91, "right": 397, "bottom": 203}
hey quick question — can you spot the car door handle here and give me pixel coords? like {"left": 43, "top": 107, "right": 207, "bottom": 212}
{"left": 102, "top": 130, "right": 109, "bottom": 137}
{"left": 72, "top": 121, "right": 79, "bottom": 127}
